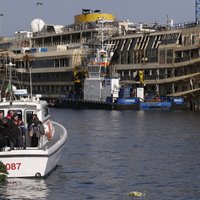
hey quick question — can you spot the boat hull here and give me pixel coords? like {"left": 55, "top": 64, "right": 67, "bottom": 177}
{"left": 112, "top": 103, "right": 140, "bottom": 110}
{"left": 0, "top": 121, "right": 67, "bottom": 178}
{"left": 112, "top": 97, "right": 140, "bottom": 110}
{"left": 0, "top": 153, "right": 49, "bottom": 178}
{"left": 140, "top": 102, "right": 171, "bottom": 110}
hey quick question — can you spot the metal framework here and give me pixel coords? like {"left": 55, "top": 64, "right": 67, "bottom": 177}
{"left": 195, "top": 0, "right": 200, "bottom": 22}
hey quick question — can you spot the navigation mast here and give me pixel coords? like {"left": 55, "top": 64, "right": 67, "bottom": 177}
{"left": 5, "top": 61, "right": 16, "bottom": 103}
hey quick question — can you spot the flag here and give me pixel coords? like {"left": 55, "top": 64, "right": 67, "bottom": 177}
{"left": 5, "top": 83, "right": 17, "bottom": 94}
{"left": 5, "top": 83, "right": 11, "bottom": 94}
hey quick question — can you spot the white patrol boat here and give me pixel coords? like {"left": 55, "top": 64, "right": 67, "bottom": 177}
{"left": 0, "top": 91, "right": 68, "bottom": 178}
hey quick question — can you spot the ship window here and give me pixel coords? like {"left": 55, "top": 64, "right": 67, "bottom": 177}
{"left": 159, "top": 50, "right": 165, "bottom": 64}
{"left": 0, "top": 110, "right": 4, "bottom": 117}
{"left": 7, "top": 110, "right": 22, "bottom": 120}
{"left": 25, "top": 111, "right": 34, "bottom": 124}
{"left": 14, "top": 110, "right": 22, "bottom": 119}
{"left": 55, "top": 59, "right": 59, "bottom": 67}
{"left": 105, "top": 80, "right": 111, "bottom": 86}
{"left": 60, "top": 59, "right": 65, "bottom": 67}
{"left": 44, "top": 106, "right": 49, "bottom": 117}
{"left": 167, "top": 50, "right": 173, "bottom": 64}
{"left": 102, "top": 80, "right": 105, "bottom": 87}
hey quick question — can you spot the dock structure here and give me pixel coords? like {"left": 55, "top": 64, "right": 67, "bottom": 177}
{"left": 54, "top": 98, "right": 112, "bottom": 110}
{"left": 189, "top": 99, "right": 200, "bottom": 111}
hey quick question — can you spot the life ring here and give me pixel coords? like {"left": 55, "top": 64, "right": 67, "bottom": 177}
{"left": 45, "top": 120, "right": 53, "bottom": 140}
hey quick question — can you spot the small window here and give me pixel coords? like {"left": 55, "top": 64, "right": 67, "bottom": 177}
{"left": 105, "top": 80, "right": 111, "bottom": 86}
{"left": 7, "top": 109, "right": 22, "bottom": 120}
{"left": 44, "top": 106, "right": 50, "bottom": 117}
{"left": 26, "top": 111, "right": 34, "bottom": 124}
{"left": 0, "top": 110, "right": 5, "bottom": 117}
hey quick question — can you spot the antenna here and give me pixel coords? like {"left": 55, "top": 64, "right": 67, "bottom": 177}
{"left": 30, "top": 66, "right": 33, "bottom": 100}
{"left": 23, "top": 54, "right": 33, "bottom": 100}
{"left": 97, "top": 17, "right": 105, "bottom": 50}
{"left": 5, "top": 61, "right": 16, "bottom": 103}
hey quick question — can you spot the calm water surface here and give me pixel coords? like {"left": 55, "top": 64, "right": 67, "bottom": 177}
{"left": 1, "top": 109, "right": 200, "bottom": 200}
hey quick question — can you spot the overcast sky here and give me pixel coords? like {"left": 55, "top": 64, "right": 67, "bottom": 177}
{"left": 0, "top": 0, "right": 195, "bottom": 36}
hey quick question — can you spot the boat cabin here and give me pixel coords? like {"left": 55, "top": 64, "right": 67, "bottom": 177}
{"left": 0, "top": 94, "right": 52, "bottom": 149}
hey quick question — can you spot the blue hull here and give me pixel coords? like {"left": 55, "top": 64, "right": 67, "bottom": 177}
{"left": 140, "top": 102, "right": 171, "bottom": 110}
{"left": 116, "top": 97, "right": 140, "bottom": 105}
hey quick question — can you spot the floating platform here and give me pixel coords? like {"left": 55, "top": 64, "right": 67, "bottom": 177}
{"left": 53, "top": 96, "right": 188, "bottom": 111}
{"left": 54, "top": 98, "right": 112, "bottom": 110}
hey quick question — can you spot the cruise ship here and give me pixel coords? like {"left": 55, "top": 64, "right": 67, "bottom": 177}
{"left": 0, "top": 9, "right": 122, "bottom": 102}
{"left": 0, "top": 9, "right": 200, "bottom": 106}
{"left": 109, "top": 21, "right": 200, "bottom": 102}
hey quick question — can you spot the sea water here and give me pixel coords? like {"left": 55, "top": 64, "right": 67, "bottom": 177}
{"left": 1, "top": 109, "right": 200, "bottom": 200}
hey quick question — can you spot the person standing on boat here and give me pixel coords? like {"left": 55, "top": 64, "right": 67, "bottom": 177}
{"left": 0, "top": 132, "right": 6, "bottom": 150}
{"left": 12, "top": 114, "right": 25, "bottom": 148}
{"left": 28, "top": 114, "right": 45, "bottom": 147}
{"left": 18, "top": 117, "right": 26, "bottom": 149}
{"left": 2, "top": 117, "right": 21, "bottom": 150}
{"left": 6, "top": 110, "right": 15, "bottom": 120}
{"left": 0, "top": 111, "right": 5, "bottom": 132}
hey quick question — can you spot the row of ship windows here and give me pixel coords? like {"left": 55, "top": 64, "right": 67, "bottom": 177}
{"left": 118, "top": 67, "right": 195, "bottom": 79}
{"left": 31, "top": 85, "right": 73, "bottom": 95}
{"left": 18, "top": 72, "right": 74, "bottom": 82}
{"left": 16, "top": 58, "right": 70, "bottom": 68}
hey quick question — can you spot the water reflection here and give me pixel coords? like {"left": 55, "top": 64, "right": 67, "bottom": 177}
{"left": 0, "top": 178, "right": 49, "bottom": 199}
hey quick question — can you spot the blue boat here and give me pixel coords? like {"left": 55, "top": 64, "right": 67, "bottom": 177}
{"left": 112, "top": 97, "right": 140, "bottom": 110}
{"left": 140, "top": 101, "right": 171, "bottom": 110}
{"left": 140, "top": 96, "right": 187, "bottom": 110}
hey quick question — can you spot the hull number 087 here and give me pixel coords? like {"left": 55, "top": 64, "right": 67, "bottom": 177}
{"left": 6, "top": 163, "right": 21, "bottom": 170}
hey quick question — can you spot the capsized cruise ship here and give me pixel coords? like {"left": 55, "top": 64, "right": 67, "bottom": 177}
{"left": 0, "top": 9, "right": 200, "bottom": 106}
{"left": 0, "top": 9, "right": 121, "bottom": 102}
{"left": 109, "top": 21, "right": 200, "bottom": 102}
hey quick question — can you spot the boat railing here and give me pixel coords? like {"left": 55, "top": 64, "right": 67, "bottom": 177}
{"left": 174, "top": 56, "right": 192, "bottom": 63}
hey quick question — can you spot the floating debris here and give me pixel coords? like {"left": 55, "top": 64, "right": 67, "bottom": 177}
{"left": 128, "top": 191, "right": 145, "bottom": 197}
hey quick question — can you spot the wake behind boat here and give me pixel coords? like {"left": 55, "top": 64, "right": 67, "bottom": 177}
{"left": 0, "top": 93, "right": 68, "bottom": 178}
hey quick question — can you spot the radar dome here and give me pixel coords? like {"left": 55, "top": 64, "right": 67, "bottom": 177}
{"left": 31, "top": 19, "right": 45, "bottom": 32}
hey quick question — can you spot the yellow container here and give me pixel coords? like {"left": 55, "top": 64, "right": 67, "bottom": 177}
{"left": 74, "top": 12, "right": 116, "bottom": 23}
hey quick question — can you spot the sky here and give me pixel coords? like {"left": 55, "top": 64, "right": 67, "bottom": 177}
{"left": 0, "top": 0, "right": 196, "bottom": 36}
